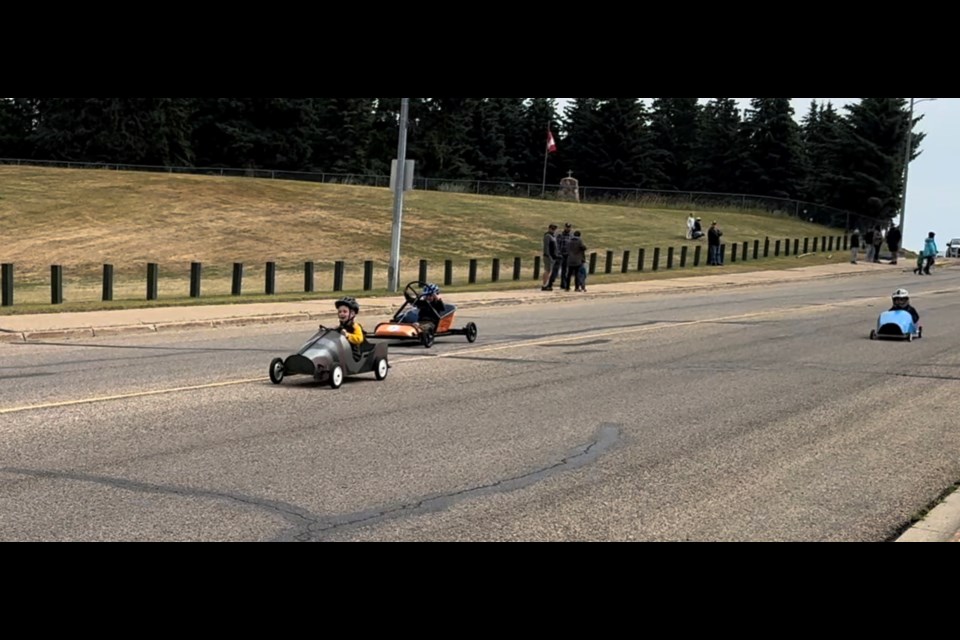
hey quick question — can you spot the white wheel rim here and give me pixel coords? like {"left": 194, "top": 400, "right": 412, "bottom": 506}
{"left": 379, "top": 360, "right": 389, "bottom": 377}
{"left": 333, "top": 368, "right": 343, "bottom": 386}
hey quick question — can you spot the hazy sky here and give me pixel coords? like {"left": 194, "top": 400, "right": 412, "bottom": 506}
{"left": 556, "top": 98, "right": 954, "bottom": 252}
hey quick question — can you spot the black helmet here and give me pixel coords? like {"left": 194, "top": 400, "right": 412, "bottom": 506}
{"left": 335, "top": 297, "right": 359, "bottom": 313}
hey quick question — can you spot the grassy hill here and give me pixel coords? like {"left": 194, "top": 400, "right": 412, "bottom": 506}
{"left": 0, "top": 165, "right": 851, "bottom": 309}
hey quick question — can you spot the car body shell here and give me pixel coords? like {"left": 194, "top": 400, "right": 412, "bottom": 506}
{"left": 870, "top": 310, "right": 922, "bottom": 341}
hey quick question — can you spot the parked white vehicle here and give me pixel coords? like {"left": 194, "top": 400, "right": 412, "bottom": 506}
{"left": 946, "top": 238, "right": 960, "bottom": 258}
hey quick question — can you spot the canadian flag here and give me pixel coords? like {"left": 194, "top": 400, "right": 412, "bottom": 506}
{"left": 546, "top": 130, "right": 557, "bottom": 154}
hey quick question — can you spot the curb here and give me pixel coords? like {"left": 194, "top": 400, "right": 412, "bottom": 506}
{"left": 896, "top": 490, "right": 960, "bottom": 543}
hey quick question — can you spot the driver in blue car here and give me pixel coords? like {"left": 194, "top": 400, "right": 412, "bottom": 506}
{"left": 890, "top": 288, "right": 919, "bottom": 324}
{"left": 414, "top": 283, "right": 446, "bottom": 337}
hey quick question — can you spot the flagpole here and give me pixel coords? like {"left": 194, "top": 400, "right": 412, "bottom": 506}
{"left": 541, "top": 123, "right": 551, "bottom": 198}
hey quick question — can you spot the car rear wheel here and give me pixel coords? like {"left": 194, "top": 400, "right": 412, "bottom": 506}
{"left": 869, "top": 330, "right": 877, "bottom": 341}
{"left": 329, "top": 366, "right": 344, "bottom": 389}
{"left": 269, "top": 358, "right": 285, "bottom": 384}
{"left": 421, "top": 331, "right": 435, "bottom": 349}
{"left": 465, "top": 322, "right": 478, "bottom": 343}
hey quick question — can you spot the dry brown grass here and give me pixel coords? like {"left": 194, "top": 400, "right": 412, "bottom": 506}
{"left": 1, "top": 165, "right": 850, "bottom": 309}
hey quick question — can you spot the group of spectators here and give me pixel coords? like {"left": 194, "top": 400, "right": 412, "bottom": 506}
{"left": 542, "top": 223, "right": 589, "bottom": 292}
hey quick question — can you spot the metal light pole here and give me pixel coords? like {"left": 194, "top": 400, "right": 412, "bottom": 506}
{"left": 899, "top": 97, "right": 937, "bottom": 243}
{"left": 388, "top": 98, "right": 410, "bottom": 293}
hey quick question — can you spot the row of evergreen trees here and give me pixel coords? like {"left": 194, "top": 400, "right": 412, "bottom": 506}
{"left": 0, "top": 98, "right": 924, "bottom": 223}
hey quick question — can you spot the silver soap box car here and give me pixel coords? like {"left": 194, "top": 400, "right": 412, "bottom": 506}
{"left": 269, "top": 326, "right": 389, "bottom": 389}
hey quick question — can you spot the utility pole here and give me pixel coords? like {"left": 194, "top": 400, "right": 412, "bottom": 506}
{"left": 387, "top": 98, "right": 410, "bottom": 293}
{"left": 899, "top": 97, "right": 937, "bottom": 243}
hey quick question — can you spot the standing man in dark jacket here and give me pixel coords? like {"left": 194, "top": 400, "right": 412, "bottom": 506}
{"left": 542, "top": 224, "right": 560, "bottom": 291}
{"left": 850, "top": 228, "right": 861, "bottom": 264}
{"left": 556, "top": 222, "right": 574, "bottom": 290}
{"left": 708, "top": 221, "right": 723, "bottom": 266}
{"left": 886, "top": 225, "right": 902, "bottom": 265}
{"left": 566, "top": 231, "right": 587, "bottom": 292}
{"left": 871, "top": 225, "right": 884, "bottom": 263}
{"left": 864, "top": 227, "right": 876, "bottom": 262}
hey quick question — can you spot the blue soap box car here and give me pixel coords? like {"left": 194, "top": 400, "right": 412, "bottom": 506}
{"left": 870, "top": 309, "right": 922, "bottom": 342}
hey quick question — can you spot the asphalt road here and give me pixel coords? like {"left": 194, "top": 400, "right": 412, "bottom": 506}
{"left": 2, "top": 269, "right": 959, "bottom": 541}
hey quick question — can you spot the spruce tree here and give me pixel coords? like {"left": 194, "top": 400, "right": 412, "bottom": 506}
{"left": 648, "top": 98, "right": 701, "bottom": 191}
{"left": 742, "top": 98, "right": 803, "bottom": 199}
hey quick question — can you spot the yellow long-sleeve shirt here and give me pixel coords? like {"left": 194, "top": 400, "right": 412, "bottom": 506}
{"left": 340, "top": 321, "right": 365, "bottom": 346}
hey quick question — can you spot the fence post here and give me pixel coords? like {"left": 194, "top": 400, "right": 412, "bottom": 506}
{"left": 679, "top": 246, "right": 688, "bottom": 268}
{"left": 803, "top": 238, "right": 810, "bottom": 254}
{"left": 720, "top": 245, "right": 727, "bottom": 265}
{"left": 589, "top": 252, "right": 598, "bottom": 275}
{"left": 232, "top": 263, "right": 244, "bottom": 296}
{"left": 333, "top": 261, "right": 344, "bottom": 292}
{"left": 793, "top": 239, "right": 800, "bottom": 256}
{"left": 51, "top": 265, "right": 63, "bottom": 305}
{"left": 652, "top": 248, "right": 660, "bottom": 271}
{"left": 742, "top": 242, "right": 749, "bottom": 262}
{"left": 813, "top": 237, "right": 819, "bottom": 253}
{"left": 694, "top": 246, "right": 702, "bottom": 267}
{"left": 190, "top": 262, "right": 202, "bottom": 298}
{"left": 2, "top": 264, "right": 12, "bottom": 307}
{"left": 638, "top": 249, "right": 645, "bottom": 272}
{"left": 828, "top": 237, "right": 834, "bottom": 252}
{"left": 147, "top": 263, "right": 159, "bottom": 301}
{"left": 764, "top": 237, "right": 770, "bottom": 258}
{"left": 492, "top": 258, "right": 501, "bottom": 283}
{"left": 605, "top": 251, "right": 614, "bottom": 274}
{"left": 533, "top": 256, "right": 541, "bottom": 281}
{"left": 775, "top": 240, "right": 781, "bottom": 257}
{"left": 621, "top": 251, "right": 631, "bottom": 274}
{"left": 266, "top": 262, "right": 277, "bottom": 295}
{"left": 102, "top": 264, "right": 114, "bottom": 302}
{"left": 667, "top": 247, "right": 675, "bottom": 269}
{"left": 754, "top": 240, "right": 760, "bottom": 260}
{"left": 784, "top": 239, "right": 791, "bottom": 257}
{"left": 364, "top": 261, "right": 374, "bottom": 291}
{"left": 305, "top": 261, "right": 315, "bottom": 293}
{"left": 513, "top": 257, "right": 522, "bottom": 281}
{"left": 445, "top": 260, "right": 453, "bottom": 286}
{"left": 468, "top": 259, "right": 477, "bottom": 284}
{"left": 419, "top": 260, "right": 429, "bottom": 284}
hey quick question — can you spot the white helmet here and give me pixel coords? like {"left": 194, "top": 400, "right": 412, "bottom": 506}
{"left": 893, "top": 288, "right": 910, "bottom": 299}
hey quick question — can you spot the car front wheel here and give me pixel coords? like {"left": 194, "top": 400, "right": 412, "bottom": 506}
{"left": 269, "top": 358, "right": 285, "bottom": 384}
{"left": 329, "top": 366, "right": 344, "bottom": 389}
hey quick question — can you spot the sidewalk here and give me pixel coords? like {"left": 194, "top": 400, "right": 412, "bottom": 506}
{"left": 0, "top": 261, "right": 886, "bottom": 343}
{"left": 2, "top": 258, "right": 958, "bottom": 542}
